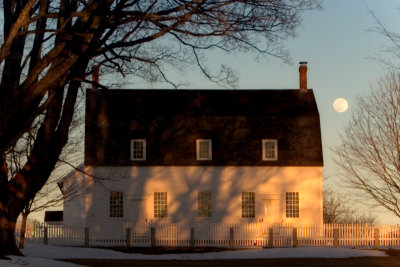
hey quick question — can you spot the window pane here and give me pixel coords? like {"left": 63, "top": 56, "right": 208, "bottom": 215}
{"left": 110, "top": 191, "right": 123, "bottom": 218}
{"left": 154, "top": 192, "right": 168, "bottom": 218}
{"left": 197, "top": 139, "right": 212, "bottom": 160}
{"left": 198, "top": 191, "right": 212, "bottom": 217}
{"left": 286, "top": 192, "right": 299, "bottom": 218}
{"left": 199, "top": 141, "right": 209, "bottom": 159}
{"left": 242, "top": 192, "right": 255, "bottom": 218}
{"left": 265, "top": 142, "right": 274, "bottom": 158}
{"left": 262, "top": 140, "right": 277, "bottom": 160}
{"left": 131, "top": 139, "right": 146, "bottom": 160}
{"left": 134, "top": 142, "right": 143, "bottom": 158}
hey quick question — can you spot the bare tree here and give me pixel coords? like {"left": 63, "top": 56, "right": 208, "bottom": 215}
{"left": 368, "top": 9, "right": 400, "bottom": 69}
{"left": 0, "top": 0, "right": 321, "bottom": 256}
{"left": 334, "top": 72, "right": 400, "bottom": 220}
{"left": 7, "top": 94, "right": 84, "bottom": 249}
{"left": 323, "top": 188, "right": 377, "bottom": 224}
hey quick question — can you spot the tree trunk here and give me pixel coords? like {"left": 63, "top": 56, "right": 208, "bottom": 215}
{"left": 19, "top": 212, "right": 28, "bottom": 249}
{"left": 0, "top": 59, "right": 88, "bottom": 257}
{"left": 0, "top": 210, "right": 22, "bottom": 256}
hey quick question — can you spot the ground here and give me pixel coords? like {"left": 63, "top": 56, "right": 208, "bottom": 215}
{"left": 3, "top": 244, "right": 400, "bottom": 267}
{"left": 62, "top": 256, "right": 400, "bottom": 267}
{"left": 63, "top": 249, "right": 400, "bottom": 267}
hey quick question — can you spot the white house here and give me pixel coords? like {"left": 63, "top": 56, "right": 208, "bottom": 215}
{"left": 59, "top": 62, "right": 324, "bottom": 227}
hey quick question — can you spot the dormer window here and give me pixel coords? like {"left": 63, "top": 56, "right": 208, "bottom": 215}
{"left": 196, "top": 139, "right": 212, "bottom": 160}
{"left": 262, "top": 139, "right": 278, "bottom": 161}
{"left": 131, "top": 139, "right": 146, "bottom": 160}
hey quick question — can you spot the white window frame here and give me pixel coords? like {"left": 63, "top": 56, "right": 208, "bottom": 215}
{"left": 196, "top": 139, "right": 212, "bottom": 160}
{"left": 198, "top": 191, "right": 212, "bottom": 218}
{"left": 109, "top": 191, "right": 124, "bottom": 218}
{"left": 262, "top": 139, "right": 278, "bottom": 161}
{"left": 131, "top": 139, "right": 146, "bottom": 160}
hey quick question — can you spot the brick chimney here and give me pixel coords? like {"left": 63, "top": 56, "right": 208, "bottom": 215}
{"left": 299, "top": 61, "right": 307, "bottom": 91}
{"left": 92, "top": 65, "right": 100, "bottom": 90}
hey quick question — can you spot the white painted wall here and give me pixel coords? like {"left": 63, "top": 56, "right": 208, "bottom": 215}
{"left": 63, "top": 166, "right": 323, "bottom": 226}
{"left": 61, "top": 168, "right": 88, "bottom": 224}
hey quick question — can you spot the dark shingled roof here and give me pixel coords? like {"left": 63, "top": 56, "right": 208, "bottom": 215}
{"left": 85, "top": 89, "right": 323, "bottom": 166}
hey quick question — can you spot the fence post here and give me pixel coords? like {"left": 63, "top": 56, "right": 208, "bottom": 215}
{"left": 268, "top": 228, "right": 274, "bottom": 248}
{"left": 229, "top": 227, "right": 234, "bottom": 249}
{"left": 126, "top": 228, "right": 131, "bottom": 248}
{"left": 43, "top": 226, "right": 48, "bottom": 245}
{"left": 151, "top": 227, "right": 156, "bottom": 247}
{"left": 19, "top": 214, "right": 27, "bottom": 249}
{"left": 292, "top": 228, "right": 298, "bottom": 248}
{"left": 333, "top": 228, "right": 339, "bottom": 248}
{"left": 374, "top": 228, "right": 380, "bottom": 249}
{"left": 84, "top": 227, "right": 90, "bottom": 248}
{"left": 190, "top": 228, "right": 195, "bottom": 247}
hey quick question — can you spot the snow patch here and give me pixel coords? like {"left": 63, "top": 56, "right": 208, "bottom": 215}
{"left": 4, "top": 256, "right": 82, "bottom": 267}
{"left": 22, "top": 243, "right": 387, "bottom": 260}
{"left": 2, "top": 244, "right": 388, "bottom": 266}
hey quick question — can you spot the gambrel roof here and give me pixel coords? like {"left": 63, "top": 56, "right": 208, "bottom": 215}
{"left": 85, "top": 89, "right": 323, "bottom": 166}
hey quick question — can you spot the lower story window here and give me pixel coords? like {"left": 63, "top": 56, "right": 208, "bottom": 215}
{"left": 110, "top": 191, "right": 123, "bottom": 218}
{"left": 242, "top": 192, "right": 255, "bottom": 218}
{"left": 286, "top": 192, "right": 299, "bottom": 218}
{"left": 198, "top": 191, "right": 212, "bottom": 217}
{"left": 154, "top": 192, "right": 168, "bottom": 218}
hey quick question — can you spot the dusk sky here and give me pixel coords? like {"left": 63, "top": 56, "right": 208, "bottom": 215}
{"left": 25, "top": 1, "right": 400, "bottom": 224}
{"left": 126, "top": 0, "right": 400, "bottom": 223}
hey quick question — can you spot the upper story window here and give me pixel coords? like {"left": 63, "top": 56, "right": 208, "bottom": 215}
{"left": 131, "top": 139, "right": 146, "bottom": 160}
{"left": 262, "top": 139, "right": 278, "bottom": 161}
{"left": 196, "top": 139, "right": 212, "bottom": 160}
{"left": 109, "top": 191, "right": 123, "bottom": 218}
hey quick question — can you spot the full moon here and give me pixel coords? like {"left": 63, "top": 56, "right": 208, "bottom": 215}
{"left": 333, "top": 98, "right": 349, "bottom": 113}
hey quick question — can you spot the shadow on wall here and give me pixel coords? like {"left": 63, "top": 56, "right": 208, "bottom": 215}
{"left": 70, "top": 165, "right": 323, "bottom": 226}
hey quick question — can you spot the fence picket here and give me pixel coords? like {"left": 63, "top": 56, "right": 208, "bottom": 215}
{"left": 14, "top": 220, "right": 400, "bottom": 249}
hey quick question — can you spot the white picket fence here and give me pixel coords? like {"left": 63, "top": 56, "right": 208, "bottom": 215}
{"left": 15, "top": 221, "right": 400, "bottom": 249}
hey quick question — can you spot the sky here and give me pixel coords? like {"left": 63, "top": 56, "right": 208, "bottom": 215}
{"left": 124, "top": 0, "right": 400, "bottom": 223}
{"left": 26, "top": 1, "right": 400, "bottom": 224}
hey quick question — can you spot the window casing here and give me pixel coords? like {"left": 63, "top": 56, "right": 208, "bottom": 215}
{"left": 154, "top": 192, "right": 168, "bottom": 218}
{"left": 286, "top": 192, "right": 299, "bottom": 218}
{"left": 109, "top": 191, "right": 123, "bottom": 218}
{"left": 198, "top": 191, "right": 212, "bottom": 217}
{"left": 262, "top": 139, "right": 278, "bottom": 161}
{"left": 196, "top": 139, "right": 212, "bottom": 160}
{"left": 242, "top": 192, "right": 255, "bottom": 218}
{"left": 131, "top": 139, "right": 146, "bottom": 160}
